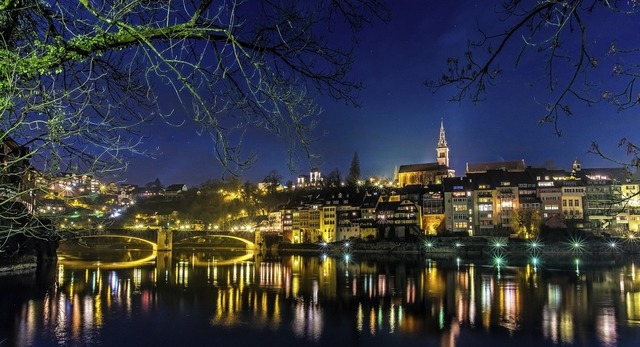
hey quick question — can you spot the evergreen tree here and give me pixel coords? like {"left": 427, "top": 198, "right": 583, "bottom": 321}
{"left": 347, "top": 152, "right": 361, "bottom": 185}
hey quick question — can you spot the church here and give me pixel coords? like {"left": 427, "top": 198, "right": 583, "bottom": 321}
{"left": 396, "top": 120, "right": 455, "bottom": 186}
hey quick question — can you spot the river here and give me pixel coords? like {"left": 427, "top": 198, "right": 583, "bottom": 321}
{"left": 1, "top": 245, "right": 640, "bottom": 346}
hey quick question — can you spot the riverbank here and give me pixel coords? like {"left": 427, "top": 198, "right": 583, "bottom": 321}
{"left": 273, "top": 237, "right": 640, "bottom": 258}
{"left": 0, "top": 254, "right": 37, "bottom": 275}
{"left": 0, "top": 239, "right": 57, "bottom": 275}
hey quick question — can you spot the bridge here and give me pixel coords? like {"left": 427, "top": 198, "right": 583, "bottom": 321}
{"left": 65, "top": 229, "right": 257, "bottom": 251}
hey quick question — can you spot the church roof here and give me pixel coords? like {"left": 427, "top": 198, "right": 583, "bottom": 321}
{"left": 579, "top": 168, "right": 630, "bottom": 182}
{"left": 166, "top": 184, "right": 187, "bottom": 192}
{"left": 466, "top": 160, "right": 526, "bottom": 173}
{"left": 398, "top": 162, "right": 449, "bottom": 173}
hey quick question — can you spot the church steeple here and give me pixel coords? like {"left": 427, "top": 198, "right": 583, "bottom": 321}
{"left": 437, "top": 118, "right": 447, "bottom": 148}
{"left": 436, "top": 118, "right": 449, "bottom": 166}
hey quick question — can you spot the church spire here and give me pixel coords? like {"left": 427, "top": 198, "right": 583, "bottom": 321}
{"left": 437, "top": 118, "right": 447, "bottom": 148}
{"left": 436, "top": 118, "right": 449, "bottom": 167}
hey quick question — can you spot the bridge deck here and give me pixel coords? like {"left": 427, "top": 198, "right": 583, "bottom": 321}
{"left": 63, "top": 229, "right": 256, "bottom": 249}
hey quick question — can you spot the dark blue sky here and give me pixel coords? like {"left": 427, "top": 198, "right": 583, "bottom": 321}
{"left": 122, "top": 1, "right": 640, "bottom": 187}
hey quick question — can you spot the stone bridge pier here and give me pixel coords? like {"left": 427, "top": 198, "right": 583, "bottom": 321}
{"left": 157, "top": 229, "right": 173, "bottom": 251}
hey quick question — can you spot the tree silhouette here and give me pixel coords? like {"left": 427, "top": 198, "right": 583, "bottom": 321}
{"left": 262, "top": 170, "right": 282, "bottom": 194}
{"left": 327, "top": 168, "right": 342, "bottom": 188}
{"left": 346, "top": 151, "right": 361, "bottom": 185}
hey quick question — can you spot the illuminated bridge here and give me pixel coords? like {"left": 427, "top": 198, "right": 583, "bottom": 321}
{"left": 65, "top": 229, "right": 257, "bottom": 251}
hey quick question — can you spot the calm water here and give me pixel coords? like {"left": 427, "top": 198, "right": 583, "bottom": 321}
{"left": 2, "top": 246, "right": 640, "bottom": 347}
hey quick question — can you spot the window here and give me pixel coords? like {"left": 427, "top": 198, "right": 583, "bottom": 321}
{"left": 478, "top": 204, "right": 492, "bottom": 212}
{"left": 454, "top": 213, "right": 467, "bottom": 220}
{"left": 501, "top": 200, "right": 513, "bottom": 208}
{"left": 575, "top": 199, "right": 580, "bottom": 207}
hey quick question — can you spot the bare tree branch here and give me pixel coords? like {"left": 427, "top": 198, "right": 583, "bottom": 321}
{"left": 0, "top": 0, "right": 388, "bottom": 257}
{"left": 426, "top": 0, "right": 640, "bottom": 133}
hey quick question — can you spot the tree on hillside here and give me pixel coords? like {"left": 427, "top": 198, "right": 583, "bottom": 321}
{"left": 262, "top": 170, "right": 283, "bottom": 194}
{"left": 427, "top": 1, "right": 640, "bottom": 162}
{"left": 0, "top": 0, "right": 388, "bottom": 258}
{"left": 327, "top": 168, "right": 342, "bottom": 188}
{"left": 346, "top": 151, "right": 361, "bottom": 185}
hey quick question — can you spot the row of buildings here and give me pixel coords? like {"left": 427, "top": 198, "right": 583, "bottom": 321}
{"left": 261, "top": 121, "right": 639, "bottom": 243}
{"left": 262, "top": 160, "right": 638, "bottom": 243}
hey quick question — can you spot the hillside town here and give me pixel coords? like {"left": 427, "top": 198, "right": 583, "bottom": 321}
{"left": 2, "top": 121, "right": 639, "bottom": 245}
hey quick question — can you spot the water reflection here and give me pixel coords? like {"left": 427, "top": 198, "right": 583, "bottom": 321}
{"left": 3, "top": 253, "right": 640, "bottom": 346}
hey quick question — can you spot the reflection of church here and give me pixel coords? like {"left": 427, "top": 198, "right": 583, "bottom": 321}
{"left": 396, "top": 120, "right": 455, "bottom": 186}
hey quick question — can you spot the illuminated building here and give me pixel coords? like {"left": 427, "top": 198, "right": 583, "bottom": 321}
{"left": 422, "top": 188, "right": 445, "bottom": 235}
{"left": 273, "top": 159, "right": 638, "bottom": 238}
{"left": 577, "top": 162, "right": 631, "bottom": 232}
{"left": 45, "top": 173, "right": 102, "bottom": 197}
{"left": 440, "top": 160, "right": 638, "bottom": 236}
{"left": 358, "top": 193, "right": 380, "bottom": 240}
{"left": 443, "top": 177, "right": 472, "bottom": 235}
{"left": 291, "top": 209, "right": 301, "bottom": 243}
{"left": 396, "top": 119, "right": 455, "bottom": 187}
{"left": 297, "top": 167, "right": 323, "bottom": 189}
{"left": 621, "top": 183, "right": 640, "bottom": 232}
{"left": 321, "top": 205, "right": 336, "bottom": 242}
{"left": 375, "top": 196, "right": 421, "bottom": 240}
{"left": 164, "top": 184, "right": 188, "bottom": 199}
{"left": 336, "top": 205, "right": 360, "bottom": 241}
{"left": 560, "top": 180, "right": 585, "bottom": 220}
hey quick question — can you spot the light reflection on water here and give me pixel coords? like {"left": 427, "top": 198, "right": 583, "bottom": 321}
{"left": 2, "top": 252, "right": 640, "bottom": 346}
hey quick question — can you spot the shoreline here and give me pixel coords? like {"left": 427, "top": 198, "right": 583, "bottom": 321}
{"left": 0, "top": 255, "right": 38, "bottom": 275}
{"left": 273, "top": 238, "right": 640, "bottom": 257}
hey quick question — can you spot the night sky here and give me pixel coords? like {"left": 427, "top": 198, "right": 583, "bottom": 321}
{"left": 122, "top": 1, "right": 640, "bottom": 187}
